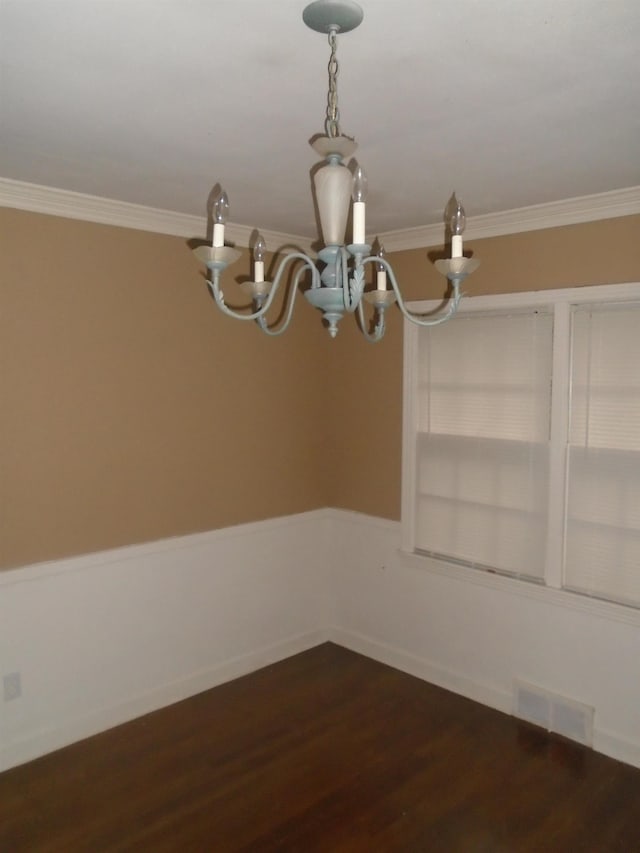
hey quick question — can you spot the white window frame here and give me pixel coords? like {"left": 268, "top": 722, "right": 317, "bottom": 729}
{"left": 401, "top": 281, "right": 640, "bottom": 625}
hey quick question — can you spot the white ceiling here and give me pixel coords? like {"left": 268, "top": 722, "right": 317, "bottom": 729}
{"left": 2, "top": 0, "right": 639, "bottom": 240}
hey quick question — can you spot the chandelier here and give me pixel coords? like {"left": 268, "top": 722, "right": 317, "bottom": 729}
{"left": 192, "top": 0, "right": 479, "bottom": 341}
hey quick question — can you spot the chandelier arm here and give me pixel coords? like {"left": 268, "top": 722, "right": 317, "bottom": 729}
{"left": 256, "top": 262, "right": 313, "bottom": 336}
{"left": 208, "top": 252, "right": 319, "bottom": 323}
{"left": 208, "top": 271, "right": 271, "bottom": 323}
{"left": 359, "top": 255, "right": 464, "bottom": 327}
{"left": 356, "top": 299, "right": 386, "bottom": 343}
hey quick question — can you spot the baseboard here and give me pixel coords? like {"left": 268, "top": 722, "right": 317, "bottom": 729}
{"left": 0, "top": 629, "right": 328, "bottom": 773}
{"left": 4, "top": 624, "right": 639, "bottom": 773}
{"left": 327, "top": 626, "right": 640, "bottom": 770}
{"left": 594, "top": 728, "right": 640, "bottom": 770}
{"left": 327, "top": 626, "right": 512, "bottom": 715}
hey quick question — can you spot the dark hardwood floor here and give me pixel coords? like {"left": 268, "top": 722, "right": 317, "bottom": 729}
{"left": 2, "top": 642, "right": 640, "bottom": 852}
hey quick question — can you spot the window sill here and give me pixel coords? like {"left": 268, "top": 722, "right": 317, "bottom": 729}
{"left": 398, "top": 548, "right": 640, "bottom": 627}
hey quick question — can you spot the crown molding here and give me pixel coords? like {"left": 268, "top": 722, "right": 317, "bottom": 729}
{"left": 0, "top": 177, "right": 314, "bottom": 253}
{"left": 0, "top": 177, "right": 205, "bottom": 237}
{"left": 2, "top": 176, "right": 638, "bottom": 254}
{"left": 377, "top": 185, "right": 640, "bottom": 252}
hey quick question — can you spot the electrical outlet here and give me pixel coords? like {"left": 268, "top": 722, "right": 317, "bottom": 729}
{"left": 3, "top": 672, "right": 22, "bottom": 702}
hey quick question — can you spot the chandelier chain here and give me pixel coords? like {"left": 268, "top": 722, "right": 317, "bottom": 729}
{"left": 326, "top": 30, "right": 340, "bottom": 138}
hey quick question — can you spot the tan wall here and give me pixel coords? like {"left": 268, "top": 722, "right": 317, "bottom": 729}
{"left": 326, "top": 215, "right": 640, "bottom": 519}
{"left": 2, "top": 209, "right": 639, "bottom": 569}
{"left": 0, "top": 208, "right": 329, "bottom": 569}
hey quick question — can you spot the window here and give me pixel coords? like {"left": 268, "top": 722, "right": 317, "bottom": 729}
{"left": 402, "top": 283, "right": 640, "bottom": 609}
{"left": 565, "top": 303, "right": 640, "bottom": 605}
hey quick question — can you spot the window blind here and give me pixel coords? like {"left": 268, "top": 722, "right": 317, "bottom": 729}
{"left": 565, "top": 303, "right": 640, "bottom": 606}
{"left": 414, "top": 311, "right": 553, "bottom": 580}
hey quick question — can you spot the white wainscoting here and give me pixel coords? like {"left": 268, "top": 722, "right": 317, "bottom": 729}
{"left": 324, "top": 509, "right": 640, "bottom": 770}
{"left": 2, "top": 508, "right": 640, "bottom": 772}
{"left": 0, "top": 511, "right": 333, "bottom": 772}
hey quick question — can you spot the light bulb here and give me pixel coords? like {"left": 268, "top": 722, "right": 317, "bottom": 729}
{"left": 254, "top": 234, "right": 266, "bottom": 262}
{"left": 212, "top": 190, "right": 229, "bottom": 248}
{"left": 214, "top": 190, "right": 230, "bottom": 225}
{"left": 351, "top": 165, "right": 368, "bottom": 244}
{"left": 376, "top": 242, "right": 387, "bottom": 291}
{"left": 445, "top": 192, "right": 466, "bottom": 258}
{"left": 352, "top": 165, "right": 368, "bottom": 203}
{"left": 444, "top": 192, "right": 459, "bottom": 225}
{"left": 253, "top": 233, "right": 266, "bottom": 283}
{"left": 449, "top": 199, "right": 466, "bottom": 236}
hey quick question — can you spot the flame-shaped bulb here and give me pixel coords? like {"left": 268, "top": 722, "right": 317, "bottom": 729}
{"left": 212, "top": 190, "right": 229, "bottom": 248}
{"left": 449, "top": 198, "right": 466, "bottom": 236}
{"left": 352, "top": 165, "right": 368, "bottom": 203}
{"left": 352, "top": 165, "right": 368, "bottom": 244}
{"left": 253, "top": 233, "right": 266, "bottom": 283}
{"left": 254, "top": 234, "right": 266, "bottom": 262}
{"left": 214, "top": 190, "right": 230, "bottom": 225}
{"left": 445, "top": 192, "right": 466, "bottom": 258}
{"left": 376, "top": 242, "right": 387, "bottom": 291}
